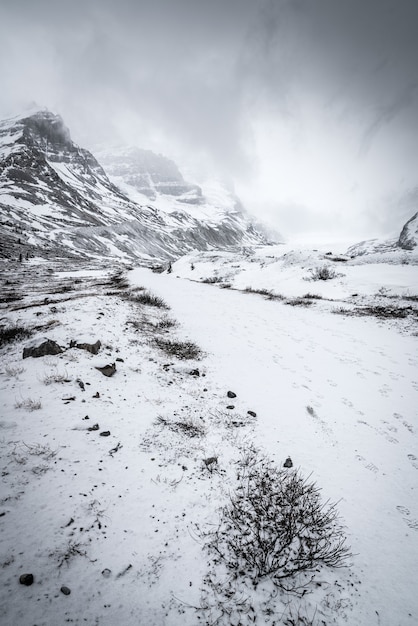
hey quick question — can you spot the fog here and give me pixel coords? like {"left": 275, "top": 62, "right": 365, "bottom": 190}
{"left": 1, "top": 0, "right": 417, "bottom": 241}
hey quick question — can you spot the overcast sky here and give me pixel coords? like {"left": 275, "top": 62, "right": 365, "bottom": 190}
{"left": 1, "top": 0, "right": 417, "bottom": 241}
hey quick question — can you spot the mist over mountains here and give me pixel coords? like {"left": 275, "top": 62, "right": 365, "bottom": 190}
{"left": 0, "top": 107, "right": 416, "bottom": 263}
{"left": 0, "top": 108, "right": 276, "bottom": 263}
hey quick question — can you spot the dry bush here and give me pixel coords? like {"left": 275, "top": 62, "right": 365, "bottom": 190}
{"left": 205, "top": 449, "right": 351, "bottom": 591}
{"left": 309, "top": 266, "right": 339, "bottom": 281}
{"left": 154, "top": 338, "right": 202, "bottom": 360}
{"left": 303, "top": 293, "right": 323, "bottom": 300}
{"left": 0, "top": 324, "right": 32, "bottom": 347}
{"left": 126, "top": 289, "right": 170, "bottom": 309}
{"left": 15, "top": 397, "right": 42, "bottom": 411}
{"left": 4, "top": 364, "right": 25, "bottom": 377}
{"left": 244, "top": 287, "right": 273, "bottom": 297}
{"left": 285, "top": 298, "right": 314, "bottom": 307}
{"left": 41, "top": 369, "right": 71, "bottom": 385}
{"left": 202, "top": 276, "right": 223, "bottom": 284}
{"left": 155, "top": 415, "right": 206, "bottom": 438}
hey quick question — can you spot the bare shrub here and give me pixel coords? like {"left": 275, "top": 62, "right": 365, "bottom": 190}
{"left": 41, "top": 369, "right": 71, "bottom": 385}
{"left": 127, "top": 290, "right": 170, "bottom": 309}
{"left": 333, "top": 305, "right": 417, "bottom": 320}
{"left": 0, "top": 324, "right": 32, "bottom": 347}
{"left": 154, "top": 338, "right": 202, "bottom": 360}
{"left": 107, "top": 270, "right": 129, "bottom": 290}
{"left": 285, "top": 298, "right": 313, "bottom": 307}
{"left": 15, "top": 398, "right": 42, "bottom": 411}
{"left": 244, "top": 287, "right": 273, "bottom": 297}
{"left": 205, "top": 449, "right": 351, "bottom": 590}
{"left": 303, "top": 293, "right": 323, "bottom": 300}
{"left": 51, "top": 541, "right": 88, "bottom": 568}
{"left": 155, "top": 415, "right": 205, "bottom": 438}
{"left": 309, "top": 266, "right": 339, "bottom": 281}
{"left": 202, "top": 276, "right": 223, "bottom": 284}
{"left": 4, "top": 364, "right": 25, "bottom": 378}
{"left": 154, "top": 316, "right": 177, "bottom": 330}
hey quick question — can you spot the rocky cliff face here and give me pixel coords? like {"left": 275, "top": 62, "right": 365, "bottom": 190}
{"left": 0, "top": 108, "right": 275, "bottom": 263}
{"left": 96, "top": 146, "right": 203, "bottom": 203}
{"left": 398, "top": 212, "right": 418, "bottom": 250}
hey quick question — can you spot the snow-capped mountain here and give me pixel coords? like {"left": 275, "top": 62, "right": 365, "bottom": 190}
{"left": 0, "top": 108, "right": 274, "bottom": 263}
{"left": 96, "top": 146, "right": 203, "bottom": 204}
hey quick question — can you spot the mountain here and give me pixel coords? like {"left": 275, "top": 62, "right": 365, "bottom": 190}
{"left": 398, "top": 211, "right": 418, "bottom": 250}
{"left": 96, "top": 146, "right": 203, "bottom": 204}
{"left": 0, "top": 108, "right": 275, "bottom": 263}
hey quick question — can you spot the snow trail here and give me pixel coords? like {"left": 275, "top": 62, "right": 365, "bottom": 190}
{"left": 130, "top": 267, "right": 418, "bottom": 625}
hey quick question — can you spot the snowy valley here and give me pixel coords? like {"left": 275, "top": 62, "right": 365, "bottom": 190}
{"left": 1, "top": 108, "right": 418, "bottom": 626}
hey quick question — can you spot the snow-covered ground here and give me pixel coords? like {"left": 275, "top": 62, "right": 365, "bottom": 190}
{"left": 0, "top": 249, "right": 417, "bottom": 625}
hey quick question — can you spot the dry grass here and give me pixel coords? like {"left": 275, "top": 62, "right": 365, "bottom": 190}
{"left": 154, "top": 338, "right": 202, "bottom": 360}
{"left": 15, "top": 397, "right": 42, "bottom": 411}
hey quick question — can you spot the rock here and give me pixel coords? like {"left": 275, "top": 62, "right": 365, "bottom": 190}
{"left": 88, "top": 423, "right": 99, "bottom": 431}
{"left": 77, "top": 380, "right": 85, "bottom": 391}
{"left": 283, "top": 457, "right": 293, "bottom": 468}
{"left": 76, "top": 340, "right": 101, "bottom": 355}
{"left": 19, "top": 573, "right": 34, "bottom": 586}
{"left": 247, "top": 410, "right": 257, "bottom": 418}
{"left": 204, "top": 457, "right": 218, "bottom": 467}
{"left": 226, "top": 405, "right": 235, "bottom": 410}
{"left": 189, "top": 369, "right": 200, "bottom": 376}
{"left": 95, "top": 363, "right": 116, "bottom": 377}
{"left": 23, "top": 338, "right": 62, "bottom": 359}
{"left": 93, "top": 391, "right": 100, "bottom": 398}
{"left": 227, "top": 391, "right": 237, "bottom": 398}
{"left": 100, "top": 430, "right": 111, "bottom": 437}
{"left": 60, "top": 586, "right": 71, "bottom": 595}
{"left": 115, "top": 357, "right": 124, "bottom": 362}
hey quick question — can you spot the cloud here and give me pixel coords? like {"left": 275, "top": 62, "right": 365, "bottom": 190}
{"left": 0, "top": 0, "right": 417, "bottom": 240}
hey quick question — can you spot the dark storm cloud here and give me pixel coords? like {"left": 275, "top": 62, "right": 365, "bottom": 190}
{"left": 1, "top": 0, "right": 417, "bottom": 238}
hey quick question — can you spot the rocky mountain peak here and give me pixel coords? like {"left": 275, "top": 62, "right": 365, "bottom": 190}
{"left": 0, "top": 108, "right": 275, "bottom": 263}
{"left": 96, "top": 145, "right": 203, "bottom": 203}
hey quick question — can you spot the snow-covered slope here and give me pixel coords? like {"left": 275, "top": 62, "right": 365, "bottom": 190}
{"left": 0, "top": 109, "right": 273, "bottom": 263}
{"left": 0, "top": 256, "right": 417, "bottom": 624}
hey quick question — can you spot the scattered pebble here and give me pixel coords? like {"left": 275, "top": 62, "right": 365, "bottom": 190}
{"left": 60, "top": 586, "right": 71, "bottom": 596}
{"left": 227, "top": 390, "right": 237, "bottom": 398}
{"left": 19, "top": 573, "right": 34, "bottom": 586}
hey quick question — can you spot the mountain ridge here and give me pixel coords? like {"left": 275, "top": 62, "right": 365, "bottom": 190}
{"left": 0, "top": 109, "right": 274, "bottom": 263}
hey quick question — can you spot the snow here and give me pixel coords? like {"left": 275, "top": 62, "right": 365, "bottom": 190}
{"left": 0, "top": 253, "right": 417, "bottom": 625}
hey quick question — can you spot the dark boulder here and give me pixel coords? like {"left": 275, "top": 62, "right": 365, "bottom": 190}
{"left": 23, "top": 338, "right": 62, "bottom": 359}
{"left": 76, "top": 340, "right": 101, "bottom": 355}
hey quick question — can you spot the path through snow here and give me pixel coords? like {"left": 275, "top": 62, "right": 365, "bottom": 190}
{"left": 130, "top": 267, "right": 418, "bottom": 625}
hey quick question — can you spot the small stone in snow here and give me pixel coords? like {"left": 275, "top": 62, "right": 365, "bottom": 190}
{"left": 227, "top": 391, "right": 237, "bottom": 398}
{"left": 247, "top": 410, "right": 257, "bottom": 418}
{"left": 100, "top": 431, "right": 111, "bottom": 437}
{"left": 60, "top": 586, "right": 71, "bottom": 595}
{"left": 283, "top": 457, "right": 293, "bottom": 468}
{"left": 19, "top": 573, "right": 34, "bottom": 586}
{"left": 226, "top": 405, "right": 235, "bottom": 410}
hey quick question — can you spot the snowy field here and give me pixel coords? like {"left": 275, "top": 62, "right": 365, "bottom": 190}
{"left": 0, "top": 247, "right": 417, "bottom": 625}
